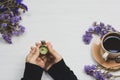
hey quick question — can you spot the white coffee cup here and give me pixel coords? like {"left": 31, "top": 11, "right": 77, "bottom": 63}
{"left": 101, "top": 32, "right": 120, "bottom": 61}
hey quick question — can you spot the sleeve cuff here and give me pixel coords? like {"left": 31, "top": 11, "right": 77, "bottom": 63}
{"left": 48, "top": 59, "right": 77, "bottom": 80}
{"left": 22, "top": 63, "right": 43, "bottom": 80}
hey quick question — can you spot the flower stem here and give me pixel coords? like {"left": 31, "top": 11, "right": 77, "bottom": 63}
{"left": 0, "top": 0, "right": 11, "bottom": 6}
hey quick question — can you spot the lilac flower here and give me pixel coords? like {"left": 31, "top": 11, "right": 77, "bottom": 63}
{"left": 88, "top": 28, "right": 94, "bottom": 33}
{"left": 103, "top": 30, "right": 108, "bottom": 35}
{"left": 0, "top": 8, "right": 8, "bottom": 12}
{"left": 83, "top": 22, "right": 117, "bottom": 45}
{"left": 2, "top": 34, "right": 12, "bottom": 44}
{"left": 10, "top": 11, "right": 14, "bottom": 17}
{"left": 111, "top": 28, "right": 116, "bottom": 32}
{"left": 99, "top": 30, "right": 108, "bottom": 38}
{"left": 13, "top": 25, "right": 25, "bottom": 35}
{"left": 105, "top": 73, "right": 113, "bottom": 78}
{"left": 0, "top": 14, "right": 9, "bottom": 20}
{"left": 0, "top": 14, "right": 5, "bottom": 19}
{"left": 84, "top": 65, "right": 96, "bottom": 75}
{"left": 13, "top": 7, "right": 19, "bottom": 13}
{"left": 100, "top": 22, "right": 105, "bottom": 27}
{"left": 19, "top": 3, "right": 28, "bottom": 11}
{"left": 3, "top": 14, "right": 9, "bottom": 18}
{"left": 83, "top": 36, "right": 91, "bottom": 44}
{"left": 16, "top": 0, "right": 23, "bottom": 3}
{"left": 100, "top": 31, "right": 105, "bottom": 37}
{"left": 20, "top": 25, "right": 25, "bottom": 33}
{"left": 94, "top": 71, "right": 105, "bottom": 80}
{"left": 106, "top": 24, "right": 112, "bottom": 30}
{"left": 11, "top": 23, "right": 15, "bottom": 26}
{"left": 84, "top": 66, "right": 94, "bottom": 75}
{"left": 94, "top": 26, "right": 101, "bottom": 34}
{"left": 0, "top": 0, "right": 28, "bottom": 44}
{"left": 0, "top": 5, "right": 4, "bottom": 9}
{"left": 12, "top": 30, "right": 19, "bottom": 35}
{"left": 83, "top": 32, "right": 93, "bottom": 44}
{"left": 1, "top": 23, "right": 7, "bottom": 27}
{"left": 84, "top": 64, "right": 114, "bottom": 80}
{"left": 11, "top": 16, "right": 21, "bottom": 23}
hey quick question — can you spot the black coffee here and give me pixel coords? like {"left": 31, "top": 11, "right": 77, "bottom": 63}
{"left": 103, "top": 36, "right": 120, "bottom": 53}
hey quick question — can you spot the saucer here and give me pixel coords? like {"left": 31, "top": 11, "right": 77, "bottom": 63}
{"left": 92, "top": 40, "right": 120, "bottom": 70}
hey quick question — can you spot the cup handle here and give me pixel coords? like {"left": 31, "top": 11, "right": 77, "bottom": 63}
{"left": 102, "top": 52, "right": 109, "bottom": 61}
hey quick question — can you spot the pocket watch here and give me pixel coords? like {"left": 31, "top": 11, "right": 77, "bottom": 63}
{"left": 39, "top": 41, "right": 48, "bottom": 55}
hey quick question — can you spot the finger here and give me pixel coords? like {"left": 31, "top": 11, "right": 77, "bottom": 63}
{"left": 37, "top": 58, "right": 45, "bottom": 68}
{"left": 26, "top": 46, "right": 35, "bottom": 62}
{"left": 46, "top": 42, "right": 62, "bottom": 63}
{"left": 31, "top": 46, "right": 34, "bottom": 50}
{"left": 30, "top": 46, "right": 36, "bottom": 54}
{"left": 32, "top": 47, "right": 40, "bottom": 59}
{"left": 37, "top": 57, "right": 43, "bottom": 63}
{"left": 37, "top": 57, "right": 42, "bottom": 61}
{"left": 46, "top": 42, "right": 58, "bottom": 57}
{"left": 38, "top": 57, "right": 47, "bottom": 65}
{"left": 40, "top": 56, "right": 47, "bottom": 62}
{"left": 35, "top": 42, "right": 41, "bottom": 48}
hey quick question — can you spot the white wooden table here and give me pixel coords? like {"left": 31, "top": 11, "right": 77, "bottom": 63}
{"left": 0, "top": 0, "right": 120, "bottom": 80}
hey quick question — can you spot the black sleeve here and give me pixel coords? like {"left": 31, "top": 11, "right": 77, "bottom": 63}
{"left": 47, "top": 59, "right": 78, "bottom": 80}
{"left": 21, "top": 63, "right": 43, "bottom": 80}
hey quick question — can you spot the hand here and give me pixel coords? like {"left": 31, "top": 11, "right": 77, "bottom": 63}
{"left": 43, "top": 42, "right": 62, "bottom": 70}
{"left": 26, "top": 42, "right": 62, "bottom": 70}
{"left": 26, "top": 43, "right": 45, "bottom": 68}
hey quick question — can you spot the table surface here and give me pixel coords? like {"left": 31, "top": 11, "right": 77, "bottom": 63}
{"left": 0, "top": 0, "right": 120, "bottom": 80}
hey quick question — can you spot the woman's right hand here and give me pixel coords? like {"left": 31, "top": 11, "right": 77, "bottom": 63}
{"left": 42, "top": 42, "right": 62, "bottom": 71}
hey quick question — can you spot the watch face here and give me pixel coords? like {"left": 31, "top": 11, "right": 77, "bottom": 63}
{"left": 40, "top": 46, "right": 48, "bottom": 55}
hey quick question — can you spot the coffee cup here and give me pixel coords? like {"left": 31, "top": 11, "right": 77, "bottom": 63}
{"left": 101, "top": 32, "right": 120, "bottom": 61}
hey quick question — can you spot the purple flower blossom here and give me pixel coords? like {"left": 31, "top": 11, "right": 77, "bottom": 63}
{"left": 10, "top": 11, "right": 14, "bottom": 17}
{"left": 100, "top": 31, "right": 105, "bottom": 37}
{"left": 1, "top": 23, "right": 7, "bottom": 27}
{"left": 13, "top": 7, "right": 19, "bottom": 13}
{"left": 2, "top": 34, "right": 12, "bottom": 44}
{"left": 0, "top": 0, "right": 28, "bottom": 44}
{"left": 0, "top": 14, "right": 10, "bottom": 22}
{"left": 0, "top": 14, "right": 9, "bottom": 20}
{"left": 0, "top": 8, "right": 8, "bottom": 13}
{"left": 106, "top": 24, "right": 112, "bottom": 30}
{"left": 83, "top": 22, "right": 117, "bottom": 45}
{"left": 20, "top": 26, "right": 25, "bottom": 33}
{"left": 12, "top": 30, "right": 19, "bottom": 35}
{"left": 111, "top": 28, "right": 116, "bottom": 32}
{"left": 100, "top": 22, "right": 105, "bottom": 27}
{"left": 83, "top": 36, "right": 92, "bottom": 44}
{"left": 102, "top": 30, "right": 108, "bottom": 35}
{"left": 88, "top": 28, "right": 94, "bottom": 33}
{"left": 16, "top": 0, "right": 23, "bottom": 3}
{"left": 0, "top": 5, "right": 4, "bottom": 9}
{"left": 83, "top": 32, "right": 93, "bottom": 44}
{"left": 84, "top": 65, "right": 96, "bottom": 75}
{"left": 13, "top": 25, "right": 25, "bottom": 35}
{"left": 84, "top": 64, "right": 114, "bottom": 80}
{"left": 94, "top": 26, "right": 101, "bottom": 34}
{"left": 19, "top": 3, "right": 28, "bottom": 11}
{"left": 11, "top": 16, "right": 21, "bottom": 23}
{"left": 94, "top": 71, "right": 105, "bottom": 80}
{"left": 106, "top": 73, "right": 113, "bottom": 78}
